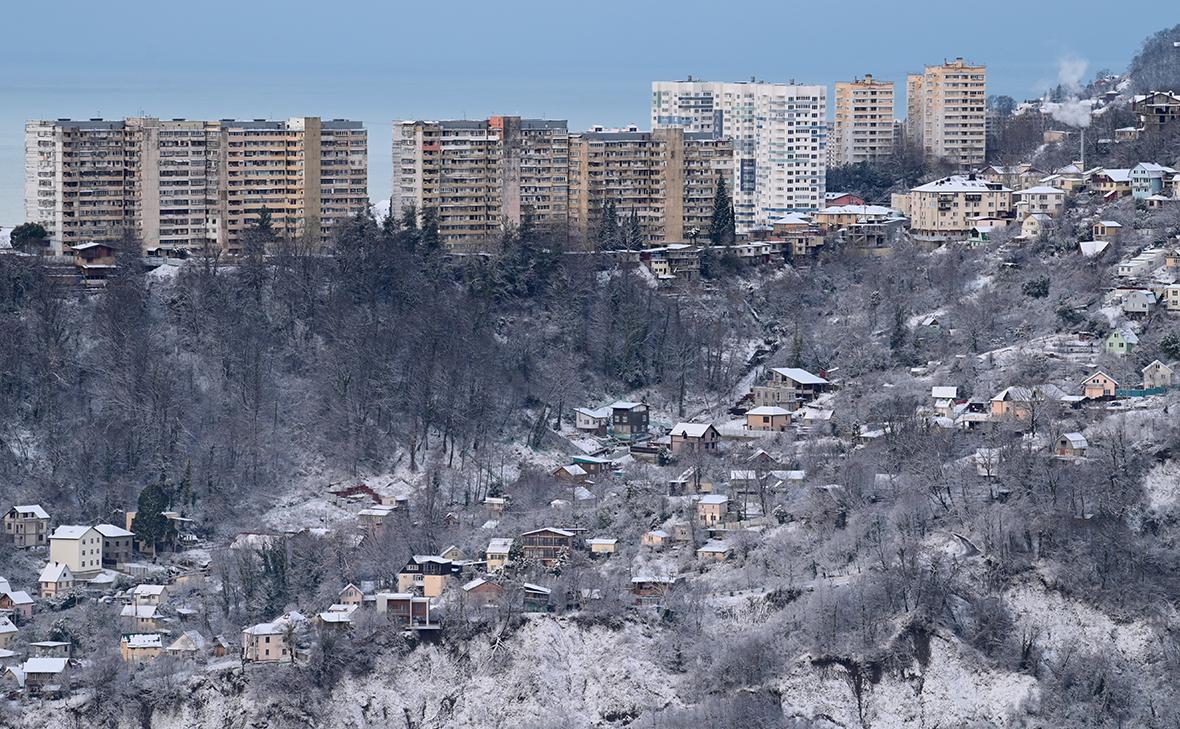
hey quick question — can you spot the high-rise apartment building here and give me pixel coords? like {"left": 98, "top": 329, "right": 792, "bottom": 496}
{"left": 391, "top": 117, "right": 569, "bottom": 250}
{"left": 829, "top": 75, "right": 896, "bottom": 168}
{"left": 905, "top": 58, "right": 987, "bottom": 168}
{"left": 567, "top": 126, "right": 733, "bottom": 246}
{"left": 651, "top": 79, "right": 827, "bottom": 231}
{"left": 24, "top": 117, "right": 367, "bottom": 254}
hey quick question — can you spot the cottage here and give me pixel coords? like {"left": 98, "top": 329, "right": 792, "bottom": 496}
{"left": 696, "top": 494, "right": 729, "bottom": 525}
{"left": 316, "top": 605, "right": 358, "bottom": 630}
{"left": 605, "top": 401, "right": 649, "bottom": 439}
{"left": 0, "top": 618, "right": 16, "bottom": 648}
{"left": 571, "top": 455, "right": 613, "bottom": 476}
{"left": 630, "top": 576, "right": 676, "bottom": 605}
{"left": 28, "top": 641, "right": 70, "bottom": 657}
{"left": 522, "top": 583, "right": 552, "bottom": 612}
{"left": 669, "top": 423, "right": 720, "bottom": 454}
{"left": 552, "top": 464, "right": 590, "bottom": 483}
{"left": 120, "top": 633, "right": 162, "bottom": 662}
{"left": 93, "top": 524, "right": 135, "bottom": 567}
{"left": 1089, "top": 170, "right": 1132, "bottom": 200}
{"left": 744, "top": 406, "right": 791, "bottom": 431}
{"left": 518, "top": 528, "right": 574, "bottom": 567}
{"left": 242, "top": 622, "right": 291, "bottom": 663}
{"left": 38, "top": 562, "right": 74, "bottom": 598}
{"left": 586, "top": 538, "right": 618, "bottom": 556}
{"left": 800, "top": 407, "right": 836, "bottom": 435}
{"left": 1055, "top": 433, "right": 1088, "bottom": 458}
{"left": 132, "top": 584, "right": 168, "bottom": 606}
{"left": 485, "top": 537, "right": 513, "bottom": 573}
{"left": 931, "top": 386, "right": 958, "bottom": 418}
{"left": 697, "top": 540, "right": 731, "bottom": 562}
{"left": 461, "top": 578, "right": 504, "bottom": 609}
{"left": 573, "top": 406, "right": 611, "bottom": 436}
{"left": 3, "top": 505, "right": 49, "bottom": 548}
{"left": 120, "top": 604, "right": 159, "bottom": 632}
{"left": 641, "top": 530, "right": 670, "bottom": 548}
{"left": 1092, "top": 220, "right": 1123, "bottom": 241}
{"left": 770, "top": 367, "right": 830, "bottom": 400}
{"left": 48, "top": 526, "right": 102, "bottom": 577}
{"left": 1104, "top": 328, "right": 1138, "bottom": 356}
{"left": 338, "top": 583, "right": 365, "bottom": 606}
{"left": 1121, "top": 289, "right": 1157, "bottom": 317}
{"left": 10, "top": 656, "right": 70, "bottom": 693}
{"left": 166, "top": 630, "right": 209, "bottom": 656}
{"left": 1142, "top": 360, "right": 1175, "bottom": 389}
{"left": 357, "top": 505, "right": 396, "bottom": 540}
{"left": 396, "top": 556, "right": 460, "bottom": 598}
{"left": 1082, "top": 371, "right": 1118, "bottom": 399}
{"left": 1019, "top": 212, "right": 1056, "bottom": 240}
{"left": 0, "top": 590, "right": 33, "bottom": 621}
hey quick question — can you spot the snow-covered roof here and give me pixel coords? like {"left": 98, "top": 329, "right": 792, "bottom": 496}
{"left": 1078, "top": 240, "right": 1110, "bottom": 257}
{"left": 556, "top": 464, "right": 588, "bottom": 477}
{"left": 730, "top": 469, "right": 758, "bottom": 480}
{"left": 38, "top": 562, "right": 71, "bottom": 584}
{"left": 123, "top": 633, "right": 162, "bottom": 649}
{"left": 0, "top": 618, "right": 17, "bottom": 636}
{"left": 462, "top": 578, "right": 490, "bottom": 592}
{"left": 670, "top": 422, "right": 714, "bottom": 438}
{"left": 132, "top": 584, "right": 166, "bottom": 597}
{"left": 1112, "top": 328, "right": 1139, "bottom": 344}
{"left": 93, "top": 523, "right": 134, "bottom": 538}
{"left": 770, "top": 367, "right": 829, "bottom": 385}
{"left": 802, "top": 408, "right": 834, "bottom": 421}
{"left": 168, "top": 631, "right": 208, "bottom": 651}
{"left": 586, "top": 538, "right": 618, "bottom": 546}
{"left": 1092, "top": 169, "right": 1131, "bottom": 182}
{"left": 931, "top": 386, "right": 958, "bottom": 400}
{"left": 120, "top": 604, "right": 158, "bottom": 619}
{"left": 573, "top": 485, "right": 595, "bottom": 501}
{"left": 520, "top": 527, "right": 574, "bottom": 537}
{"left": 1060, "top": 432, "right": 1088, "bottom": 449}
{"left": 522, "top": 583, "right": 551, "bottom": 595}
{"left": 698, "top": 495, "right": 728, "bottom": 505}
{"left": 645, "top": 530, "right": 670, "bottom": 538}
{"left": 608, "top": 400, "right": 644, "bottom": 411}
{"left": 10, "top": 505, "right": 49, "bottom": 519}
{"left": 3, "top": 591, "right": 32, "bottom": 605}
{"left": 746, "top": 406, "right": 791, "bottom": 416}
{"left": 486, "top": 537, "right": 513, "bottom": 553}
{"left": 818, "top": 204, "right": 900, "bottom": 217}
{"left": 49, "top": 525, "right": 94, "bottom": 540}
{"left": 23, "top": 657, "right": 68, "bottom": 675}
{"left": 913, "top": 175, "right": 1011, "bottom": 193}
{"left": 697, "top": 540, "right": 731, "bottom": 554}
{"left": 574, "top": 406, "right": 611, "bottom": 419}
{"left": 1017, "top": 185, "right": 1064, "bottom": 195}
{"left": 771, "top": 212, "right": 813, "bottom": 225}
{"left": 1132, "top": 162, "right": 1176, "bottom": 175}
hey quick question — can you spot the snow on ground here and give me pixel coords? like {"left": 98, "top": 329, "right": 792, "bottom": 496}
{"left": 1005, "top": 582, "right": 1155, "bottom": 663}
{"left": 1142, "top": 460, "right": 1180, "bottom": 513}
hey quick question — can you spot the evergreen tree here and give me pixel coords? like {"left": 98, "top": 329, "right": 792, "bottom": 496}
{"left": 9, "top": 222, "right": 48, "bottom": 252}
{"left": 399, "top": 203, "right": 419, "bottom": 252}
{"left": 420, "top": 206, "right": 441, "bottom": 252}
{"left": 624, "top": 208, "right": 643, "bottom": 250}
{"left": 133, "top": 473, "right": 176, "bottom": 554}
{"left": 596, "top": 201, "right": 621, "bottom": 250}
{"left": 709, "top": 174, "right": 735, "bottom": 246}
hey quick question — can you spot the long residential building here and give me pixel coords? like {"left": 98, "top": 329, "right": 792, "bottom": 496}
{"left": 651, "top": 78, "right": 827, "bottom": 231}
{"left": 568, "top": 126, "right": 733, "bottom": 246}
{"left": 24, "top": 117, "right": 368, "bottom": 254}
{"left": 391, "top": 117, "right": 570, "bottom": 250}
{"left": 905, "top": 58, "right": 987, "bottom": 168}
{"left": 890, "top": 174, "right": 1012, "bottom": 237}
{"left": 829, "top": 74, "right": 895, "bottom": 167}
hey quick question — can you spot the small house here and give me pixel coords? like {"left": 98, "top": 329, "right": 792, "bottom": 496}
{"left": 396, "top": 556, "right": 460, "bottom": 597}
{"left": 696, "top": 540, "right": 731, "bottom": 562}
{"left": 696, "top": 495, "right": 729, "bottom": 525}
{"left": 3, "top": 505, "right": 49, "bottom": 548}
{"left": 1142, "top": 360, "right": 1174, "bottom": 389}
{"left": 522, "top": 583, "right": 552, "bottom": 613}
{"left": 375, "top": 592, "right": 434, "bottom": 628}
{"left": 1019, "top": 212, "right": 1055, "bottom": 240}
{"left": 1092, "top": 220, "right": 1123, "bottom": 241}
{"left": 0, "top": 618, "right": 16, "bottom": 648}
{"left": 1055, "top": 433, "right": 1088, "bottom": 458}
{"left": 0, "top": 590, "right": 33, "bottom": 621}
{"left": 37, "top": 562, "right": 74, "bottom": 598}
{"left": 573, "top": 406, "right": 611, "bottom": 436}
{"left": 931, "top": 386, "right": 958, "bottom": 418}
{"left": 669, "top": 423, "right": 720, "bottom": 454}
{"left": 461, "top": 578, "right": 504, "bottom": 609}
{"left": 93, "top": 524, "right": 135, "bottom": 568}
{"left": 12, "top": 656, "right": 70, "bottom": 693}
{"left": 641, "top": 530, "right": 669, "bottom": 548}
{"left": 120, "top": 604, "right": 159, "bottom": 632}
{"left": 1082, "top": 371, "right": 1118, "bottom": 399}
{"left": 552, "top": 464, "right": 589, "bottom": 483}
{"left": 485, "top": 538, "right": 513, "bottom": 573}
{"left": 630, "top": 576, "right": 675, "bottom": 605}
{"left": 48, "top": 526, "right": 102, "bottom": 577}
{"left": 1104, "top": 328, "right": 1138, "bottom": 356}
{"left": 119, "top": 633, "right": 162, "bottom": 662}
{"left": 744, "top": 406, "right": 791, "bottom": 432}
{"left": 608, "top": 401, "right": 649, "bottom": 439}
{"left": 1121, "top": 290, "right": 1157, "bottom": 317}
{"left": 132, "top": 584, "right": 168, "bottom": 606}
{"left": 338, "top": 583, "right": 365, "bottom": 606}
{"left": 585, "top": 538, "right": 618, "bottom": 556}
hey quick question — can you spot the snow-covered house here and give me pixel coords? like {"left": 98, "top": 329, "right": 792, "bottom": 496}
{"left": 1055, "top": 433, "right": 1088, "bottom": 458}
{"left": 1142, "top": 360, "right": 1175, "bottom": 389}
{"left": 1104, "top": 328, "right": 1138, "bottom": 356}
{"left": 669, "top": 423, "right": 720, "bottom": 454}
{"left": 120, "top": 633, "right": 162, "bottom": 662}
{"left": 696, "top": 494, "right": 729, "bottom": 525}
{"left": 167, "top": 630, "right": 209, "bottom": 656}
{"left": 696, "top": 540, "right": 732, "bottom": 562}
{"left": 1082, "top": 371, "right": 1118, "bottom": 399}
{"left": 2, "top": 505, "right": 49, "bottom": 548}
{"left": 38, "top": 562, "right": 73, "bottom": 598}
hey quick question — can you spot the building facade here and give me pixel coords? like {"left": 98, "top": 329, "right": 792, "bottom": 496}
{"left": 905, "top": 58, "right": 987, "bottom": 168}
{"left": 652, "top": 79, "right": 827, "bottom": 231}
{"left": 891, "top": 175, "right": 1012, "bottom": 237}
{"left": 24, "top": 117, "right": 367, "bottom": 255}
{"left": 829, "top": 75, "right": 895, "bottom": 167}
{"left": 391, "top": 117, "right": 570, "bottom": 250}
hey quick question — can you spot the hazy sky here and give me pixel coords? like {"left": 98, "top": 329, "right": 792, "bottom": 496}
{"left": 0, "top": 0, "right": 1169, "bottom": 225}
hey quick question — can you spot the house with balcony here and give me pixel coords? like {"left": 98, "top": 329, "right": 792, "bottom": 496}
{"left": 518, "top": 528, "right": 574, "bottom": 567}
{"left": 1014, "top": 185, "right": 1065, "bottom": 217}
{"left": 396, "top": 556, "right": 460, "bottom": 598}
{"left": 1131, "top": 162, "right": 1176, "bottom": 199}
{"left": 3, "top": 505, "right": 49, "bottom": 549}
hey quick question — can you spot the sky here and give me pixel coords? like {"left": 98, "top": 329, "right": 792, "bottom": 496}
{"left": 0, "top": 0, "right": 1171, "bottom": 226}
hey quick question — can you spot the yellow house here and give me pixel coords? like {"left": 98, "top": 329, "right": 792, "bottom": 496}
{"left": 1089, "top": 169, "right": 1132, "bottom": 199}
{"left": 899, "top": 175, "right": 1013, "bottom": 237}
{"left": 48, "top": 525, "right": 103, "bottom": 576}
{"left": 338, "top": 583, "right": 364, "bottom": 606}
{"left": 696, "top": 540, "right": 731, "bottom": 562}
{"left": 745, "top": 406, "right": 791, "bottom": 431}
{"left": 1015, "top": 186, "right": 1065, "bottom": 217}
{"left": 1092, "top": 220, "right": 1123, "bottom": 241}
{"left": 38, "top": 561, "right": 74, "bottom": 598}
{"left": 120, "top": 633, "right": 162, "bottom": 662}
{"left": 396, "top": 556, "right": 457, "bottom": 598}
{"left": 586, "top": 538, "right": 618, "bottom": 556}
{"left": 641, "top": 530, "right": 669, "bottom": 548}
{"left": 485, "top": 538, "right": 513, "bottom": 573}
{"left": 0, "top": 617, "right": 17, "bottom": 648}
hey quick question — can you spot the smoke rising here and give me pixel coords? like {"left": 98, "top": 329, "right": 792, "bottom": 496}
{"left": 1042, "top": 55, "right": 1093, "bottom": 128}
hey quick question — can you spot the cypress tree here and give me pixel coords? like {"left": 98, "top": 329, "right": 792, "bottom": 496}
{"left": 709, "top": 174, "right": 735, "bottom": 246}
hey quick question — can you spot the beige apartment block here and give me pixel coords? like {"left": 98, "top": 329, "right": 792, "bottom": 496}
{"left": 905, "top": 58, "right": 987, "bottom": 168}
{"left": 567, "top": 126, "right": 732, "bottom": 246}
{"left": 830, "top": 75, "right": 895, "bottom": 167}
{"left": 25, "top": 117, "right": 367, "bottom": 255}
{"left": 892, "top": 174, "right": 1011, "bottom": 237}
{"left": 391, "top": 117, "right": 570, "bottom": 250}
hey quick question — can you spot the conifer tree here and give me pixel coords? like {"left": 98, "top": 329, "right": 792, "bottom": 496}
{"left": 709, "top": 174, "right": 736, "bottom": 246}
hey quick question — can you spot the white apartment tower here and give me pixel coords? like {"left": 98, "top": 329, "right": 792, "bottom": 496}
{"left": 905, "top": 58, "right": 987, "bottom": 168}
{"left": 652, "top": 78, "right": 827, "bottom": 231}
{"left": 830, "top": 75, "right": 896, "bottom": 167}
